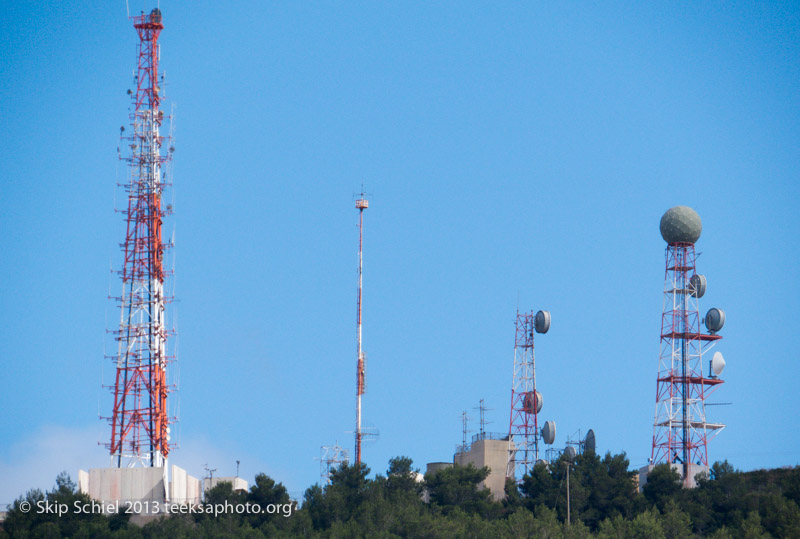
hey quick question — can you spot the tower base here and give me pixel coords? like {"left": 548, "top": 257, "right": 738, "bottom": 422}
{"left": 78, "top": 464, "right": 201, "bottom": 524}
{"left": 637, "top": 463, "right": 709, "bottom": 492}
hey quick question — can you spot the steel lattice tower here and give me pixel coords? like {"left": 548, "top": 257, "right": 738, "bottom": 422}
{"left": 318, "top": 443, "right": 349, "bottom": 485}
{"left": 105, "top": 8, "right": 174, "bottom": 468}
{"left": 651, "top": 207, "right": 725, "bottom": 486}
{"left": 507, "top": 311, "right": 543, "bottom": 478}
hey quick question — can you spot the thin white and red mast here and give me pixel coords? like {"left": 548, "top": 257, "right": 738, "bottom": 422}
{"left": 355, "top": 194, "right": 368, "bottom": 464}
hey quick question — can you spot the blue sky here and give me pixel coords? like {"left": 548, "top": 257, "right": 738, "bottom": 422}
{"left": 1, "top": 1, "right": 799, "bottom": 504}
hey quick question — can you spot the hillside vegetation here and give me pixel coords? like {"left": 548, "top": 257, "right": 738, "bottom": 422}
{"left": 3, "top": 453, "right": 800, "bottom": 538}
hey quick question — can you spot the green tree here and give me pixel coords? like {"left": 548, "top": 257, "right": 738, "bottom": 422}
{"left": 685, "top": 460, "right": 747, "bottom": 533}
{"left": 568, "top": 452, "right": 638, "bottom": 528}
{"left": 503, "top": 477, "right": 525, "bottom": 512}
{"left": 520, "top": 460, "right": 558, "bottom": 511}
{"left": 505, "top": 506, "right": 563, "bottom": 538}
{"left": 386, "top": 456, "right": 423, "bottom": 498}
{"left": 755, "top": 491, "right": 800, "bottom": 538}
{"left": 563, "top": 519, "right": 593, "bottom": 539}
{"left": 195, "top": 479, "right": 248, "bottom": 530}
{"left": 642, "top": 464, "right": 682, "bottom": 511}
{"left": 629, "top": 507, "right": 665, "bottom": 539}
{"left": 596, "top": 514, "right": 631, "bottom": 539}
{"left": 2, "top": 472, "right": 113, "bottom": 538}
{"left": 658, "top": 499, "right": 692, "bottom": 539}
{"left": 245, "top": 472, "right": 292, "bottom": 529}
{"left": 141, "top": 514, "right": 197, "bottom": 538}
{"left": 740, "top": 510, "right": 771, "bottom": 539}
{"left": 202, "top": 480, "right": 246, "bottom": 506}
{"left": 302, "top": 461, "right": 372, "bottom": 530}
{"left": 519, "top": 451, "right": 638, "bottom": 529}
{"left": 706, "top": 525, "right": 735, "bottom": 538}
{"left": 424, "top": 463, "right": 499, "bottom": 518}
{"left": 302, "top": 483, "right": 330, "bottom": 530}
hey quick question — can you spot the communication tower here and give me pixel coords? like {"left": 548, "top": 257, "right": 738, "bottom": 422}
{"left": 354, "top": 193, "right": 368, "bottom": 464}
{"left": 318, "top": 443, "right": 349, "bottom": 484}
{"left": 650, "top": 206, "right": 727, "bottom": 486}
{"left": 105, "top": 8, "right": 175, "bottom": 468}
{"left": 507, "top": 310, "right": 555, "bottom": 479}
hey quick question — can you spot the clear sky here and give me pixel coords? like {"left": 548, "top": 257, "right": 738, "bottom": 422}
{"left": 1, "top": 1, "right": 799, "bottom": 504}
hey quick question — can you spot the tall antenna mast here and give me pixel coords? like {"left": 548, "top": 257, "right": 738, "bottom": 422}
{"left": 650, "top": 206, "right": 726, "bottom": 487}
{"left": 507, "top": 309, "right": 553, "bottom": 479}
{"left": 354, "top": 192, "right": 369, "bottom": 464}
{"left": 105, "top": 7, "right": 175, "bottom": 468}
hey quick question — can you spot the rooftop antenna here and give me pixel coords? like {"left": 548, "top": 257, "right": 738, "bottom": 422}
{"left": 460, "top": 411, "right": 473, "bottom": 453}
{"left": 474, "top": 399, "right": 492, "bottom": 438}
{"left": 236, "top": 460, "right": 240, "bottom": 478}
{"left": 203, "top": 464, "right": 216, "bottom": 481}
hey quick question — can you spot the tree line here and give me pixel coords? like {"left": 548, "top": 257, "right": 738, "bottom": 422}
{"left": 3, "top": 452, "right": 800, "bottom": 537}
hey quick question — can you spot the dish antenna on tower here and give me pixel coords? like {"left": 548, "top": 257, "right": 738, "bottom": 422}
{"left": 542, "top": 421, "right": 556, "bottom": 445}
{"left": 584, "top": 429, "right": 596, "bottom": 454}
{"left": 522, "top": 390, "right": 543, "bottom": 415}
{"left": 690, "top": 274, "right": 707, "bottom": 298}
{"left": 704, "top": 308, "right": 726, "bottom": 334}
{"left": 534, "top": 310, "right": 551, "bottom": 334}
{"left": 710, "top": 351, "right": 726, "bottom": 377}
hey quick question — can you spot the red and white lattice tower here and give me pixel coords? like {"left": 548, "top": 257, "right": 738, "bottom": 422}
{"left": 651, "top": 206, "right": 726, "bottom": 486}
{"left": 354, "top": 193, "right": 368, "bottom": 464}
{"left": 105, "top": 8, "right": 175, "bottom": 468}
{"left": 507, "top": 309, "right": 550, "bottom": 479}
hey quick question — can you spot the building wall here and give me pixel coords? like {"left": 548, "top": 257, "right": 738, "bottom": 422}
{"left": 78, "top": 469, "right": 89, "bottom": 495}
{"left": 453, "top": 439, "right": 510, "bottom": 501}
{"left": 425, "top": 462, "right": 453, "bottom": 476}
{"left": 85, "top": 467, "right": 166, "bottom": 507}
{"left": 78, "top": 465, "right": 201, "bottom": 513}
{"left": 203, "top": 476, "right": 248, "bottom": 494}
{"left": 170, "top": 465, "right": 201, "bottom": 506}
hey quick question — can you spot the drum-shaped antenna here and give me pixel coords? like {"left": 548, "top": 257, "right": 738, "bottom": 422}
{"left": 705, "top": 308, "right": 726, "bottom": 333}
{"left": 690, "top": 274, "right": 707, "bottom": 298}
{"left": 541, "top": 421, "right": 556, "bottom": 445}
{"left": 534, "top": 310, "right": 551, "bottom": 334}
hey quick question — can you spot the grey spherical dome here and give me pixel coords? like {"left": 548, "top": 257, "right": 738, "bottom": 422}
{"left": 660, "top": 206, "right": 702, "bottom": 244}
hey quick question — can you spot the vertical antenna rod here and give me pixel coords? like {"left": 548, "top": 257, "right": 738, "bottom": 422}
{"left": 477, "top": 399, "right": 487, "bottom": 437}
{"left": 460, "top": 411, "right": 471, "bottom": 452}
{"left": 355, "top": 193, "right": 369, "bottom": 464}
